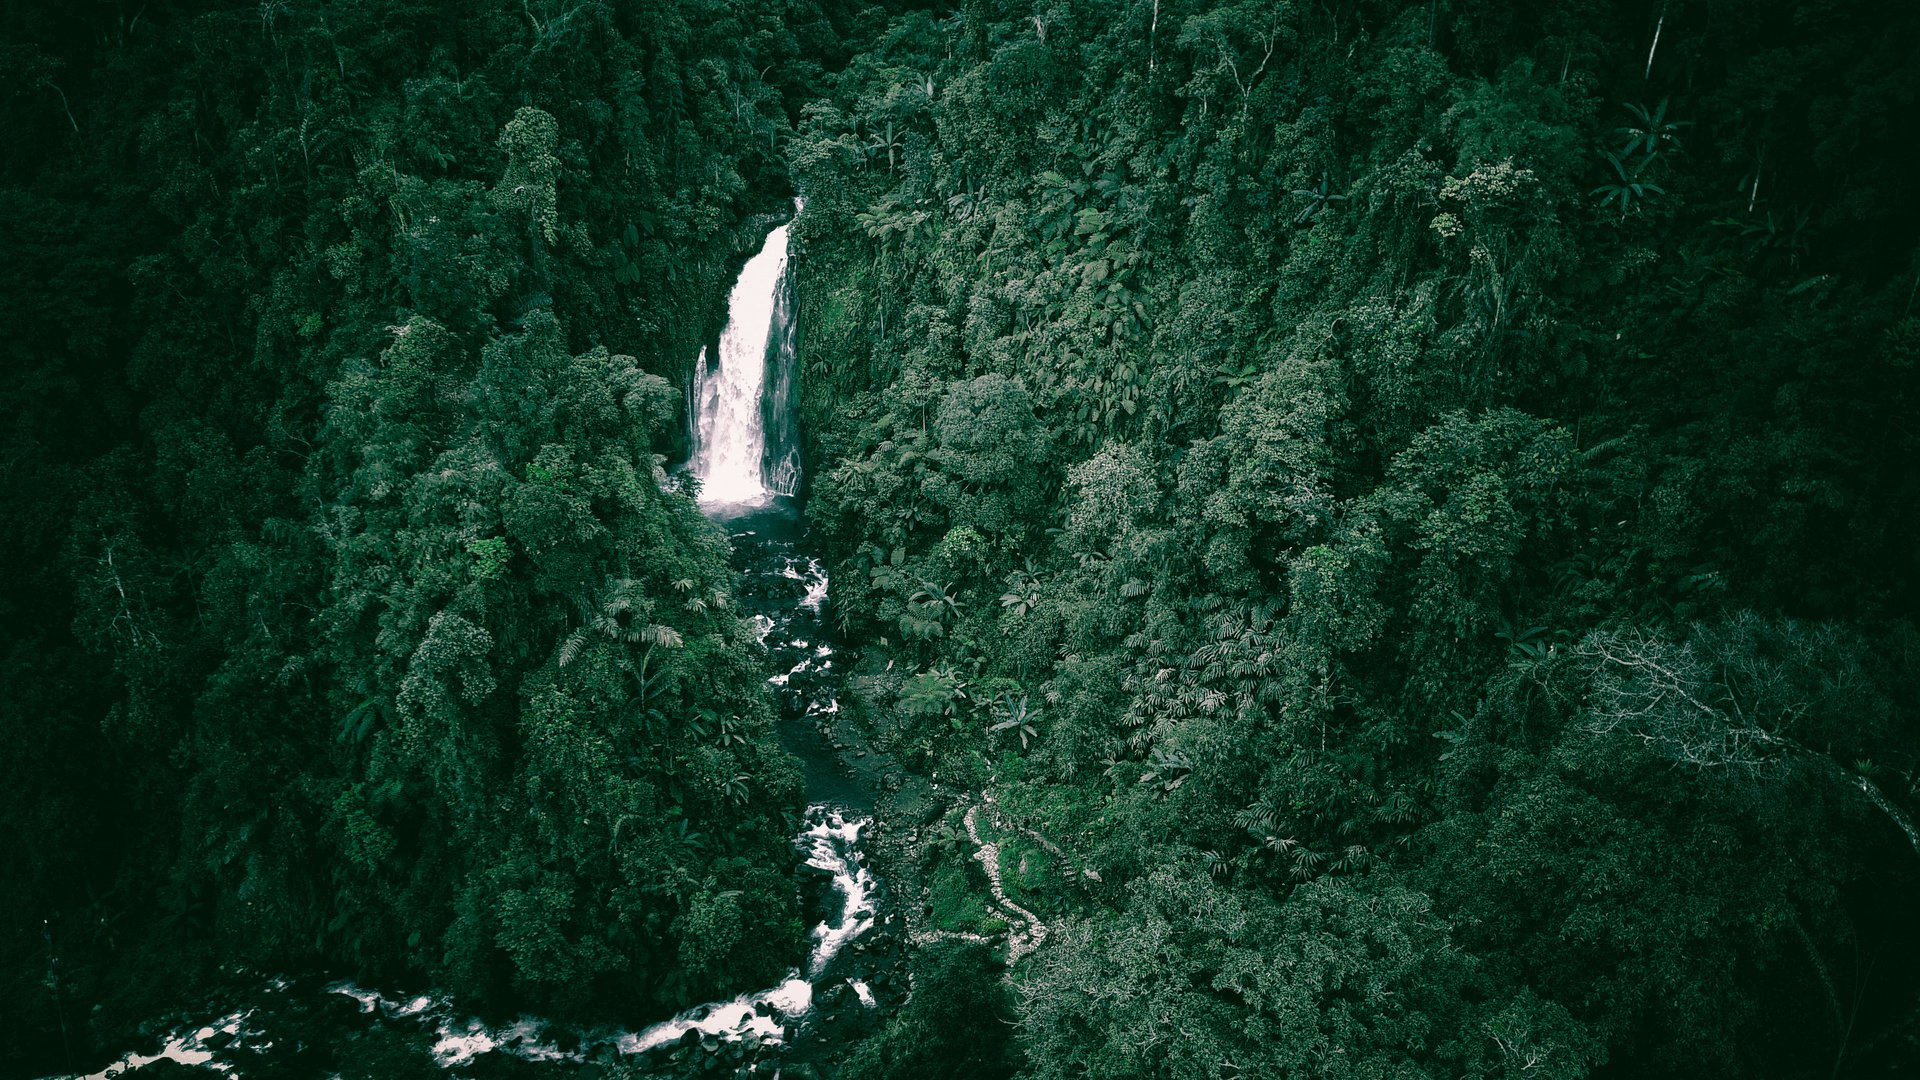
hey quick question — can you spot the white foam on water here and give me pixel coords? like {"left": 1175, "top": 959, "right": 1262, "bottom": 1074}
{"left": 802, "top": 810, "right": 876, "bottom": 978}
{"left": 777, "top": 557, "right": 828, "bottom": 614}
{"left": 801, "top": 560, "right": 829, "bottom": 613}
{"left": 430, "top": 1020, "right": 499, "bottom": 1067}
{"left": 508, "top": 1019, "right": 578, "bottom": 1063}
{"left": 322, "top": 984, "right": 590, "bottom": 1068}
{"left": 615, "top": 806, "right": 874, "bottom": 1054}
{"left": 615, "top": 983, "right": 794, "bottom": 1055}
{"left": 69, "top": 1011, "right": 246, "bottom": 1078}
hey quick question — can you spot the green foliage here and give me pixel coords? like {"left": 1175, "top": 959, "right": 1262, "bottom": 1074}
{"left": 0, "top": 0, "right": 832, "bottom": 1066}
{"left": 1591, "top": 149, "right": 1666, "bottom": 217}
{"left": 789, "top": 0, "right": 1920, "bottom": 1076}
{"left": 494, "top": 107, "right": 562, "bottom": 246}
{"left": 465, "top": 536, "right": 511, "bottom": 582}
{"left": 1023, "top": 867, "right": 1602, "bottom": 1079}
{"left": 925, "top": 858, "right": 990, "bottom": 935}
{"left": 5, "top": 0, "right": 1920, "bottom": 1076}
{"left": 837, "top": 941, "right": 1019, "bottom": 1080}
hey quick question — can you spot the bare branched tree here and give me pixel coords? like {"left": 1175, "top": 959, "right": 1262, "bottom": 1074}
{"left": 1577, "top": 618, "right": 1919, "bottom": 859}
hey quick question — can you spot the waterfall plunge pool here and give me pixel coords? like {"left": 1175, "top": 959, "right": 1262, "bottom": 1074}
{"left": 50, "top": 207, "right": 904, "bottom": 1080}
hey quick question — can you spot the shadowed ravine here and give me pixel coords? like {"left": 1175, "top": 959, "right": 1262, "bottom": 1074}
{"left": 53, "top": 215, "right": 906, "bottom": 1080}
{"left": 54, "top": 501, "right": 907, "bottom": 1079}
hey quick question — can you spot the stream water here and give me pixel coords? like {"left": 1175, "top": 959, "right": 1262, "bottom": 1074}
{"left": 54, "top": 209, "right": 898, "bottom": 1079}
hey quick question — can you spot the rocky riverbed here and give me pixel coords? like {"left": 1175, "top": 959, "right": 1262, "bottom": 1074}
{"left": 54, "top": 496, "right": 1058, "bottom": 1080}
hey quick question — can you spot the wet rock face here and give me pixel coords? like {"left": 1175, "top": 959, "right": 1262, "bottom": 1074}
{"left": 690, "top": 209, "right": 800, "bottom": 507}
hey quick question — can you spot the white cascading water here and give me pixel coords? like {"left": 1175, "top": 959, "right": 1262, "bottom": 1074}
{"left": 691, "top": 211, "right": 801, "bottom": 506}
{"left": 62, "top": 207, "right": 864, "bottom": 1080}
{"left": 616, "top": 809, "right": 875, "bottom": 1054}
{"left": 308, "top": 809, "right": 875, "bottom": 1068}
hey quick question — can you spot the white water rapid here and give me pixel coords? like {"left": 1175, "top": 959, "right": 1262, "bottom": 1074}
{"left": 690, "top": 209, "right": 802, "bottom": 507}
{"left": 615, "top": 808, "right": 876, "bottom": 1055}
{"left": 50, "top": 209, "right": 877, "bottom": 1080}
{"left": 307, "top": 805, "right": 876, "bottom": 1068}
{"left": 63, "top": 804, "right": 880, "bottom": 1077}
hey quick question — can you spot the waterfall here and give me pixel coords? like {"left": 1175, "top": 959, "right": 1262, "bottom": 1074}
{"left": 691, "top": 209, "right": 801, "bottom": 506}
{"left": 61, "top": 208, "right": 857, "bottom": 1079}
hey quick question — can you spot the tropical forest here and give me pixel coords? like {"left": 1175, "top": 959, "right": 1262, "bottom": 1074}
{"left": 2, "top": 0, "right": 1917, "bottom": 1077}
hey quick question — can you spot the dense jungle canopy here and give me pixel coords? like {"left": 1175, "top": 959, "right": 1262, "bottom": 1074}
{"left": 2, "top": 0, "right": 1917, "bottom": 1076}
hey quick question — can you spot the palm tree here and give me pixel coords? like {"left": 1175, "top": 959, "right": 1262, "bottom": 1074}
{"left": 1000, "top": 559, "right": 1045, "bottom": 616}
{"left": 1290, "top": 174, "right": 1348, "bottom": 225}
{"left": 559, "top": 577, "right": 684, "bottom": 712}
{"left": 1615, "top": 99, "right": 1689, "bottom": 159}
{"left": 904, "top": 579, "right": 965, "bottom": 641}
{"left": 863, "top": 118, "right": 905, "bottom": 172}
{"left": 1591, "top": 151, "right": 1665, "bottom": 218}
{"left": 989, "top": 696, "right": 1042, "bottom": 750}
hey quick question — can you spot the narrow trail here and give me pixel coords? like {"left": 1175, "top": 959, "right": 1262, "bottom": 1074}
{"left": 964, "top": 802, "right": 1048, "bottom": 964}
{"left": 980, "top": 789, "right": 1092, "bottom": 885}
{"left": 905, "top": 792, "right": 1078, "bottom": 967}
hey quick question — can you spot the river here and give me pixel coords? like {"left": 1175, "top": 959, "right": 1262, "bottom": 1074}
{"left": 56, "top": 208, "right": 903, "bottom": 1079}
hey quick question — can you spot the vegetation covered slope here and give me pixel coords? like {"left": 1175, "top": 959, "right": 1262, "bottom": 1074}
{"left": 4, "top": 0, "right": 1918, "bottom": 1077}
{"left": 0, "top": 1, "right": 884, "bottom": 1073}
{"left": 789, "top": 0, "right": 1920, "bottom": 1075}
